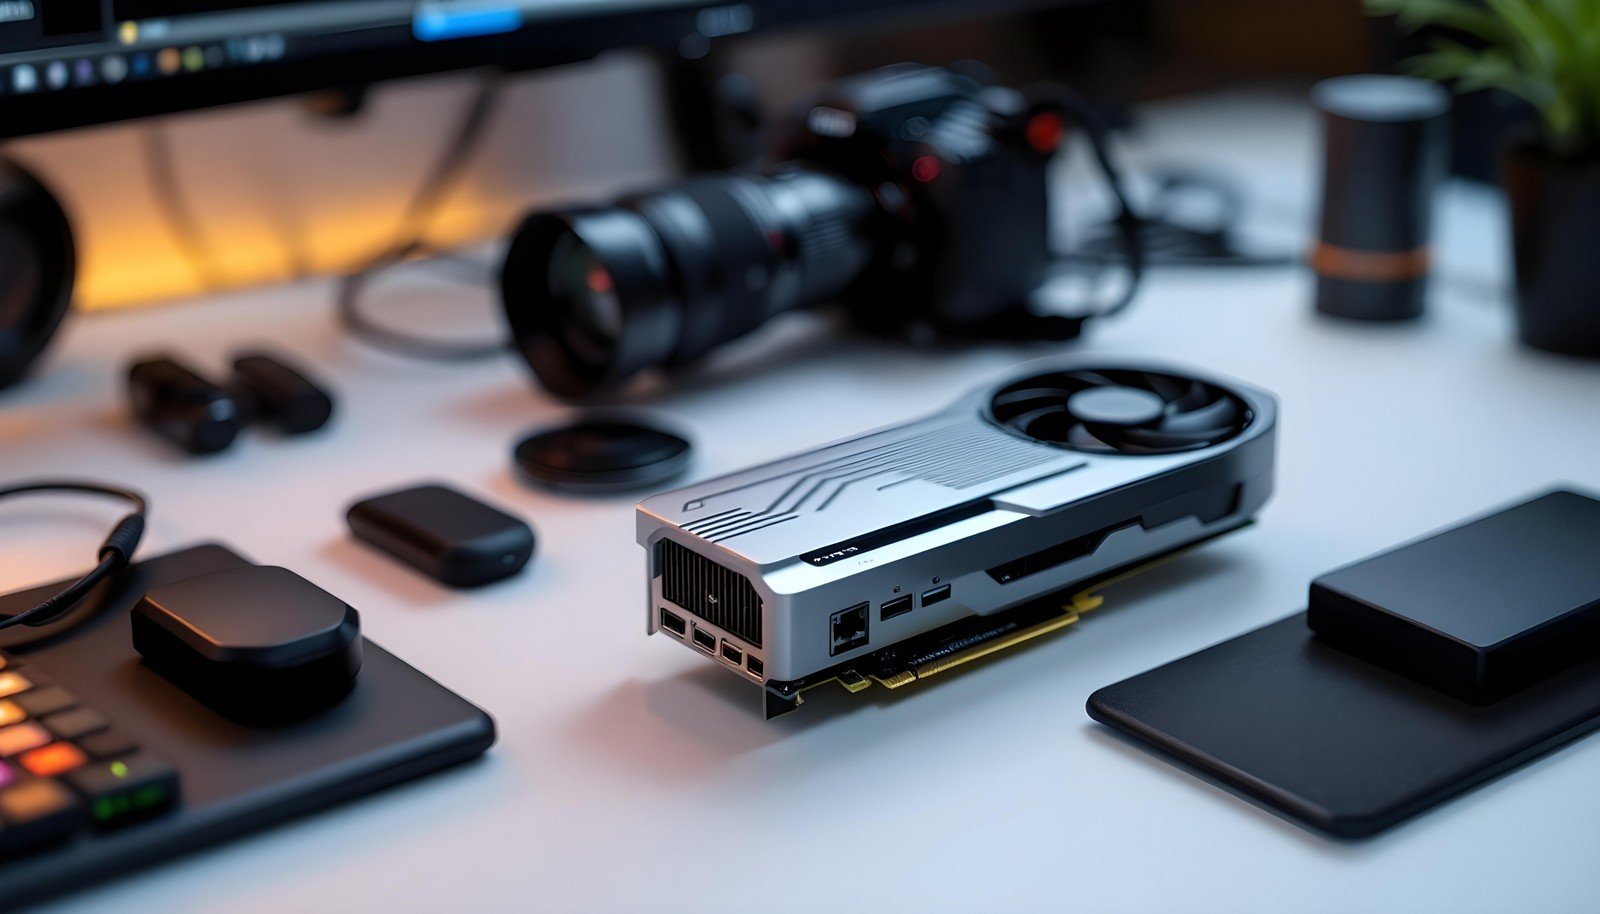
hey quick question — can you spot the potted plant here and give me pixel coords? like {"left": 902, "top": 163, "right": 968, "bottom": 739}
{"left": 1371, "top": 0, "right": 1600, "bottom": 357}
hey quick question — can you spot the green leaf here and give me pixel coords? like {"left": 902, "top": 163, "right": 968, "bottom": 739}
{"left": 1370, "top": 0, "right": 1600, "bottom": 154}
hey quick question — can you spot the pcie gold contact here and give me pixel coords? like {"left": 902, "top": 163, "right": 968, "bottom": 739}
{"left": 799, "top": 540, "right": 1207, "bottom": 705}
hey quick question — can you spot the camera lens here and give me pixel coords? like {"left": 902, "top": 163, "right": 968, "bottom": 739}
{"left": 545, "top": 233, "right": 624, "bottom": 367}
{"left": 502, "top": 167, "right": 873, "bottom": 398}
{"left": 0, "top": 162, "right": 75, "bottom": 392}
{"left": 0, "top": 226, "right": 43, "bottom": 330}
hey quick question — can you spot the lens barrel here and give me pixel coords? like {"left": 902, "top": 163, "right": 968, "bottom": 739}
{"left": 0, "top": 161, "right": 75, "bottom": 392}
{"left": 502, "top": 166, "right": 872, "bottom": 398}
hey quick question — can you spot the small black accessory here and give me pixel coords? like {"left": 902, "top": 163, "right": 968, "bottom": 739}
{"left": 1309, "top": 75, "right": 1450, "bottom": 321}
{"left": 514, "top": 416, "right": 692, "bottom": 493}
{"left": 0, "top": 481, "right": 146, "bottom": 639}
{"left": 1310, "top": 490, "right": 1600, "bottom": 703}
{"left": 501, "top": 63, "right": 1142, "bottom": 398}
{"left": 1088, "top": 488, "right": 1600, "bottom": 838}
{"left": 126, "top": 356, "right": 244, "bottom": 455}
{"left": 133, "top": 565, "right": 362, "bottom": 722}
{"left": 230, "top": 350, "right": 335, "bottom": 435}
{"left": 346, "top": 484, "right": 535, "bottom": 587}
{"left": 0, "top": 159, "right": 75, "bottom": 393}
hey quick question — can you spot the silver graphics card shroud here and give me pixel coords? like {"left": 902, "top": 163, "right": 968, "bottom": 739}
{"left": 637, "top": 357, "right": 1277, "bottom": 704}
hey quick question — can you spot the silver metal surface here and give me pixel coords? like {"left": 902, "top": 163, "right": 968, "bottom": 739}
{"left": 638, "top": 356, "right": 1278, "bottom": 682}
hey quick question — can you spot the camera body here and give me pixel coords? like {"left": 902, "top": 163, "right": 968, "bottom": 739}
{"left": 501, "top": 64, "right": 1097, "bottom": 399}
{"left": 774, "top": 63, "right": 1066, "bottom": 337}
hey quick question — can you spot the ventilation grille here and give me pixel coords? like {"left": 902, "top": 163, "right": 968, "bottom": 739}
{"left": 660, "top": 539, "right": 762, "bottom": 647}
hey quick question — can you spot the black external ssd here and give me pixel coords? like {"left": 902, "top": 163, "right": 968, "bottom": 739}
{"left": 1088, "top": 488, "right": 1600, "bottom": 838}
{"left": 1309, "top": 489, "right": 1600, "bottom": 702}
{"left": 346, "top": 483, "right": 536, "bottom": 588}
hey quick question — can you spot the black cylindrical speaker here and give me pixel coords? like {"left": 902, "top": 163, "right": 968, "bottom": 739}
{"left": 0, "top": 158, "right": 76, "bottom": 392}
{"left": 1310, "top": 75, "right": 1450, "bottom": 321}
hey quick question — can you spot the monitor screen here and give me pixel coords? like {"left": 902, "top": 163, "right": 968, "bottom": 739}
{"left": 0, "top": 0, "right": 993, "bottom": 138}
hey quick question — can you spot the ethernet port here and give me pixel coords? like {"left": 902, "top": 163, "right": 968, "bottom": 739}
{"left": 829, "top": 603, "right": 870, "bottom": 656}
{"left": 691, "top": 626, "right": 717, "bottom": 653}
{"left": 660, "top": 608, "right": 687, "bottom": 636}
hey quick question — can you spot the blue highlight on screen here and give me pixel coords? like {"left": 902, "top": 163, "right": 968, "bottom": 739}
{"left": 414, "top": 5, "right": 524, "bottom": 42}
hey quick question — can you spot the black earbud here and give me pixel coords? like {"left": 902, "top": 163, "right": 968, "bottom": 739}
{"left": 230, "top": 351, "right": 335, "bottom": 436}
{"left": 127, "top": 356, "right": 244, "bottom": 455}
{"left": 127, "top": 350, "right": 335, "bottom": 455}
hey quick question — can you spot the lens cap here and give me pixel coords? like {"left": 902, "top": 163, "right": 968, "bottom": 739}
{"left": 514, "top": 416, "right": 691, "bottom": 494}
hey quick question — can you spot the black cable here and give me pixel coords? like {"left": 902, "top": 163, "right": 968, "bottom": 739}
{"left": 0, "top": 481, "right": 148, "bottom": 636}
{"left": 336, "top": 73, "right": 511, "bottom": 361}
{"left": 141, "top": 125, "right": 229, "bottom": 292}
{"left": 1041, "top": 85, "right": 1146, "bottom": 320}
{"left": 1078, "top": 169, "right": 1298, "bottom": 269}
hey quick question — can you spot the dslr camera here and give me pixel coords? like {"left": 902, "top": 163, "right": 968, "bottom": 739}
{"left": 500, "top": 63, "right": 1137, "bottom": 398}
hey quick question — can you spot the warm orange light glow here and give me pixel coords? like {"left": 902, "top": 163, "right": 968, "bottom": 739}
{"left": 76, "top": 194, "right": 507, "bottom": 311}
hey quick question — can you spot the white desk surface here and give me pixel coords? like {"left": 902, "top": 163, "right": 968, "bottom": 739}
{"left": 5, "top": 89, "right": 1599, "bottom": 914}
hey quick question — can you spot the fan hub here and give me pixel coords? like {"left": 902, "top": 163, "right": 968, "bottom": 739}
{"left": 1066, "top": 386, "right": 1166, "bottom": 427}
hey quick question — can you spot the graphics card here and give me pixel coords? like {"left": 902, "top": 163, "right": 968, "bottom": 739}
{"left": 637, "top": 358, "right": 1277, "bottom": 716}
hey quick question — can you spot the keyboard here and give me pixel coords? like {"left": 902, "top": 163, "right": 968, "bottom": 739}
{"left": 0, "top": 651, "right": 181, "bottom": 857}
{"left": 0, "top": 544, "right": 493, "bottom": 908}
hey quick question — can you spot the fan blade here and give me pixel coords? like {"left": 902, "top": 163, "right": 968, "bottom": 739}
{"left": 1066, "top": 423, "right": 1117, "bottom": 452}
{"left": 1160, "top": 396, "right": 1242, "bottom": 435}
{"left": 1142, "top": 372, "right": 1189, "bottom": 402}
{"left": 991, "top": 386, "right": 1083, "bottom": 413}
{"left": 1112, "top": 427, "right": 1217, "bottom": 451}
{"left": 1168, "top": 380, "right": 1215, "bottom": 412}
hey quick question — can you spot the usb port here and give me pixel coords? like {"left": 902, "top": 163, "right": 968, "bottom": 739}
{"left": 747, "top": 656, "right": 764, "bottom": 677}
{"left": 722, "top": 641, "right": 743, "bottom": 665}
{"left": 660, "top": 608, "right": 687, "bottom": 636}
{"left": 692, "top": 627, "right": 717, "bottom": 653}
{"left": 921, "top": 584, "right": 952, "bottom": 607}
{"left": 880, "top": 594, "right": 914, "bottom": 620}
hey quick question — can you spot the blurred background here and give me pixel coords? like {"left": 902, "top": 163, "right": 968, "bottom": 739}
{"left": 5, "top": 0, "right": 1410, "bottom": 310}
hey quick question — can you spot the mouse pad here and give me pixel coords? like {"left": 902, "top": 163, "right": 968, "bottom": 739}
{"left": 0, "top": 544, "right": 496, "bottom": 908}
{"left": 1087, "top": 613, "right": 1600, "bottom": 838}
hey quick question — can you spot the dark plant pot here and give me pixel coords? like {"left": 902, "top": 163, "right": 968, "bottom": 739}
{"left": 1502, "top": 145, "right": 1600, "bottom": 357}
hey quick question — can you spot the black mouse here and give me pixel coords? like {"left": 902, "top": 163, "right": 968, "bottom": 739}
{"left": 133, "top": 565, "right": 362, "bottom": 723}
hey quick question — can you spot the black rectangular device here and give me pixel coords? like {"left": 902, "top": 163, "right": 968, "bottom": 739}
{"left": 1088, "top": 489, "right": 1600, "bottom": 838}
{"left": 347, "top": 482, "right": 536, "bottom": 587}
{"left": 1088, "top": 613, "right": 1600, "bottom": 838}
{"left": 0, "top": 543, "right": 496, "bottom": 908}
{"left": 1309, "top": 489, "right": 1600, "bottom": 702}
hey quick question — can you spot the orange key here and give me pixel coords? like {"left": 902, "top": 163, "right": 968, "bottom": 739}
{"left": 20, "top": 742, "right": 89, "bottom": 778}
{"left": 0, "top": 700, "right": 25, "bottom": 727}
{"left": 0, "top": 671, "right": 33, "bottom": 700}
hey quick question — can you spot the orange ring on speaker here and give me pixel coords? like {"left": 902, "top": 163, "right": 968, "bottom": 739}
{"left": 1309, "top": 242, "right": 1431, "bottom": 283}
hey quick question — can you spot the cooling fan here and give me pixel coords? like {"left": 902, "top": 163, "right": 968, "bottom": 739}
{"left": 989, "top": 368, "right": 1251, "bottom": 455}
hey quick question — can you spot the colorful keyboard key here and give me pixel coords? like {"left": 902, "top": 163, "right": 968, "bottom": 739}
{"left": 0, "top": 777, "right": 82, "bottom": 854}
{"left": 0, "top": 699, "right": 25, "bottom": 727}
{"left": 0, "top": 671, "right": 33, "bottom": 699}
{"left": 0, "top": 722, "right": 52, "bottom": 757}
{"left": 20, "top": 742, "right": 89, "bottom": 778}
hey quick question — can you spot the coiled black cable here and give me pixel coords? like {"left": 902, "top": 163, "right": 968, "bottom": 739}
{"left": 0, "top": 481, "right": 147, "bottom": 634}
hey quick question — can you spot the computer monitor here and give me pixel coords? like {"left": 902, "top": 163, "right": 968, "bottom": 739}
{"left": 0, "top": 0, "right": 1033, "bottom": 138}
